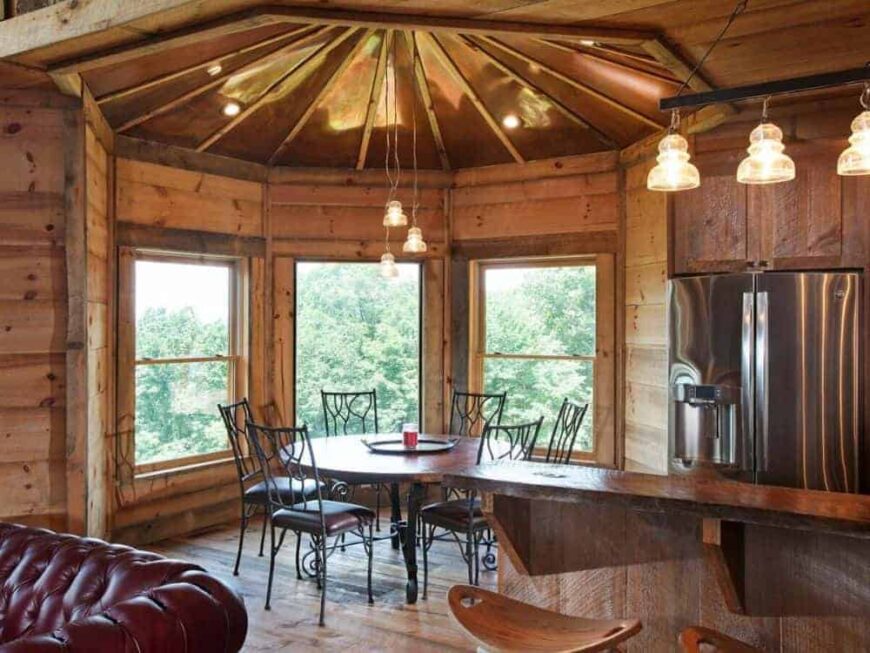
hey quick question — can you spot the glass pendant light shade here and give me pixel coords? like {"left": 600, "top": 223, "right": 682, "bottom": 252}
{"left": 647, "top": 133, "right": 700, "bottom": 192}
{"left": 402, "top": 226, "right": 427, "bottom": 253}
{"left": 379, "top": 252, "right": 399, "bottom": 278}
{"left": 383, "top": 200, "right": 408, "bottom": 227}
{"left": 737, "top": 122, "right": 795, "bottom": 184}
{"left": 838, "top": 110, "right": 870, "bottom": 176}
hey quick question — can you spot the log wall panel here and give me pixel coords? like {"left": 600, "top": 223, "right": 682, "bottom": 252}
{"left": 0, "top": 96, "right": 69, "bottom": 527}
{"left": 115, "top": 158, "right": 263, "bottom": 236}
{"left": 621, "top": 152, "right": 668, "bottom": 474}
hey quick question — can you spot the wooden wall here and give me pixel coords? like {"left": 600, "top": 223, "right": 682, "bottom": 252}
{"left": 450, "top": 152, "right": 622, "bottom": 465}
{"left": 111, "top": 156, "right": 265, "bottom": 546}
{"left": 621, "top": 147, "right": 669, "bottom": 474}
{"left": 0, "top": 91, "right": 71, "bottom": 530}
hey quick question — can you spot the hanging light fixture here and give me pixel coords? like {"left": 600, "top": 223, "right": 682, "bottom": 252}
{"left": 838, "top": 81, "right": 870, "bottom": 176}
{"left": 647, "top": 0, "right": 747, "bottom": 192}
{"left": 383, "top": 199, "right": 407, "bottom": 227}
{"left": 736, "top": 96, "right": 795, "bottom": 185}
{"left": 647, "top": 110, "right": 700, "bottom": 191}
{"left": 380, "top": 35, "right": 404, "bottom": 276}
{"left": 403, "top": 34, "right": 428, "bottom": 255}
{"left": 380, "top": 248, "right": 399, "bottom": 278}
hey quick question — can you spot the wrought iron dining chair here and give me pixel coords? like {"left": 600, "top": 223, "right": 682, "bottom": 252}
{"left": 246, "top": 421, "right": 375, "bottom": 626}
{"left": 544, "top": 398, "right": 590, "bottom": 464}
{"left": 449, "top": 390, "right": 507, "bottom": 437}
{"left": 321, "top": 389, "right": 385, "bottom": 531}
{"left": 219, "top": 399, "right": 322, "bottom": 577}
{"left": 420, "top": 417, "right": 544, "bottom": 599}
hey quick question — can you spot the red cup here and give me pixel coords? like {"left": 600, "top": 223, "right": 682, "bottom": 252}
{"left": 402, "top": 423, "right": 419, "bottom": 448}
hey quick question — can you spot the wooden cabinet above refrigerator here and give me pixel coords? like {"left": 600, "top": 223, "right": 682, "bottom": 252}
{"left": 672, "top": 140, "right": 868, "bottom": 275}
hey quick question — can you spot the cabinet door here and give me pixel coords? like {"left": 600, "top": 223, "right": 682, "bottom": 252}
{"left": 672, "top": 150, "right": 748, "bottom": 274}
{"left": 748, "top": 141, "right": 845, "bottom": 270}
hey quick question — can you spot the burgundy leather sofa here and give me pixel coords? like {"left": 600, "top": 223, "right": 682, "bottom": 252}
{"left": 0, "top": 523, "right": 247, "bottom": 652}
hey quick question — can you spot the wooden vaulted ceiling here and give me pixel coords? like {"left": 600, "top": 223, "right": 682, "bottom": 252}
{"left": 1, "top": 1, "right": 868, "bottom": 169}
{"left": 76, "top": 23, "right": 677, "bottom": 169}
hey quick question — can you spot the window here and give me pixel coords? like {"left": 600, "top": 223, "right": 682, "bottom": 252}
{"left": 132, "top": 254, "right": 242, "bottom": 469}
{"left": 295, "top": 261, "right": 421, "bottom": 435}
{"left": 470, "top": 256, "right": 614, "bottom": 463}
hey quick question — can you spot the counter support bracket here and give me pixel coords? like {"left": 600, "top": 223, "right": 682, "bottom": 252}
{"left": 702, "top": 518, "right": 745, "bottom": 614}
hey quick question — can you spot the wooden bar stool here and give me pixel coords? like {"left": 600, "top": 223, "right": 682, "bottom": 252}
{"left": 447, "top": 585, "right": 641, "bottom": 652}
{"left": 679, "top": 626, "right": 761, "bottom": 653}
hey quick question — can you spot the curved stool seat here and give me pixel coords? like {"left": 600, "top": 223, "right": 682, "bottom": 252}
{"left": 447, "top": 585, "right": 641, "bottom": 653}
{"left": 679, "top": 626, "right": 761, "bottom": 653}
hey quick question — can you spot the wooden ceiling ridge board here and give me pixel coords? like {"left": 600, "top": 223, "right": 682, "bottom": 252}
{"left": 356, "top": 29, "right": 393, "bottom": 170}
{"left": 47, "top": 7, "right": 288, "bottom": 75}
{"left": 421, "top": 32, "right": 524, "bottom": 164}
{"left": 460, "top": 35, "right": 619, "bottom": 150}
{"left": 267, "top": 29, "right": 374, "bottom": 165}
{"left": 96, "top": 24, "right": 315, "bottom": 105}
{"left": 256, "top": 6, "right": 654, "bottom": 45}
{"left": 405, "top": 31, "right": 450, "bottom": 171}
{"left": 196, "top": 26, "right": 359, "bottom": 153}
{"left": 115, "top": 24, "right": 332, "bottom": 133}
{"left": 477, "top": 35, "right": 664, "bottom": 131}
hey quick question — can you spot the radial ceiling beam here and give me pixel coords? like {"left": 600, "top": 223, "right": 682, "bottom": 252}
{"left": 197, "top": 27, "right": 359, "bottom": 152}
{"left": 640, "top": 37, "right": 715, "bottom": 93}
{"left": 479, "top": 36, "right": 664, "bottom": 130}
{"left": 422, "top": 33, "right": 523, "bottom": 164}
{"left": 535, "top": 38, "right": 681, "bottom": 85}
{"left": 97, "top": 24, "right": 314, "bottom": 105}
{"left": 269, "top": 30, "right": 373, "bottom": 165}
{"left": 117, "top": 25, "right": 330, "bottom": 133}
{"left": 404, "top": 31, "right": 450, "bottom": 171}
{"left": 357, "top": 30, "right": 392, "bottom": 170}
{"left": 462, "top": 35, "right": 619, "bottom": 150}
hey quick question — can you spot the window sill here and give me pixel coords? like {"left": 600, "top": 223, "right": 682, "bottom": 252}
{"left": 134, "top": 455, "right": 237, "bottom": 481}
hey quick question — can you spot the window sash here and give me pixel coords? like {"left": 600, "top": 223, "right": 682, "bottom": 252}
{"left": 125, "top": 251, "right": 244, "bottom": 475}
{"left": 469, "top": 255, "right": 607, "bottom": 465}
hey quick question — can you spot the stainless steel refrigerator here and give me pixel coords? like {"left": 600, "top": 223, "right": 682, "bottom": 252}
{"left": 668, "top": 272, "right": 862, "bottom": 492}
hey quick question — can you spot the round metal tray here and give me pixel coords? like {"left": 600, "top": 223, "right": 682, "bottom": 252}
{"left": 361, "top": 437, "right": 460, "bottom": 455}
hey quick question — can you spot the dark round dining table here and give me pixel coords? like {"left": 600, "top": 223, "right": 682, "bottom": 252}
{"left": 301, "top": 433, "right": 481, "bottom": 604}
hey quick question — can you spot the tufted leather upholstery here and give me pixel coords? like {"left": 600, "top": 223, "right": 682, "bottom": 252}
{"left": 0, "top": 523, "right": 247, "bottom": 652}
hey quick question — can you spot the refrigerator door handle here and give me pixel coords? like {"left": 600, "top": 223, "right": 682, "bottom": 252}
{"left": 741, "top": 292, "right": 755, "bottom": 473}
{"left": 755, "top": 291, "right": 770, "bottom": 473}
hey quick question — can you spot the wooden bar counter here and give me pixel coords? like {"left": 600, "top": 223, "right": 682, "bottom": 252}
{"left": 444, "top": 462, "right": 870, "bottom": 651}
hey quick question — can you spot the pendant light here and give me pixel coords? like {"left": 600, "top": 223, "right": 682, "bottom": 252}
{"left": 838, "top": 81, "right": 870, "bottom": 176}
{"left": 403, "top": 34, "right": 428, "bottom": 254}
{"left": 736, "top": 96, "right": 795, "bottom": 185}
{"left": 380, "top": 36, "right": 403, "bottom": 276}
{"left": 383, "top": 199, "right": 407, "bottom": 227}
{"left": 647, "top": 0, "right": 747, "bottom": 192}
{"left": 647, "top": 110, "right": 700, "bottom": 191}
{"left": 380, "top": 248, "right": 399, "bottom": 278}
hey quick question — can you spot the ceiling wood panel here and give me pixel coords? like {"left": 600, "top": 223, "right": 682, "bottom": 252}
{"left": 4, "top": 0, "right": 865, "bottom": 168}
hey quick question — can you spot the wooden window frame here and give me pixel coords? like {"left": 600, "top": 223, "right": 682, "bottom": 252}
{"left": 116, "top": 247, "right": 249, "bottom": 479}
{"left": 468, "top": 254, "right": 616, "bottom": 466}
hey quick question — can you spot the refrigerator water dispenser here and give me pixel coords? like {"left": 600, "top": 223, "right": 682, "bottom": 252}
{"left": 671, "top": 384, "right": 740, "bottom": 467}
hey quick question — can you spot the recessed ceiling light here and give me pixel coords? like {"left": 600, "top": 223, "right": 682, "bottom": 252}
{"left": 580, "top": 40, "right": 598, "bottom": 47}
{"left": 222, "top": 102, "right": 241, "bottom": 117}
{"left": 207, "top": 64, "right": 223, "bottom": 76}
{"left": 502, "top": 114, "right": 521, "bottom": 129}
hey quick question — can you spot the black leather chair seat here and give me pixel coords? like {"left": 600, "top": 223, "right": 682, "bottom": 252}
{"left": 421, "top": 498, "right": 488, "bottom": 531}
{"left": 272, "top": 501, "right": 374, "bottom": 536}
{"left": 244, "top": 477, "right": 322, "bottom": 505}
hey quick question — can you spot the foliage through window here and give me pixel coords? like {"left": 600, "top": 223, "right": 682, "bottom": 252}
{"left": 295, "top": 262, "right": 420, "bottom": 435}
{"left": 134, "top": 256, "right": 238, "bottom": 466}
{"left": 475, "top": 261, "right": 596, "bottom": 452}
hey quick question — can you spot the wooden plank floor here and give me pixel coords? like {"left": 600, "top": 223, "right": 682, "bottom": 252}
{"left": 150, "top": 513, "right": 495, "bottom": 651}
